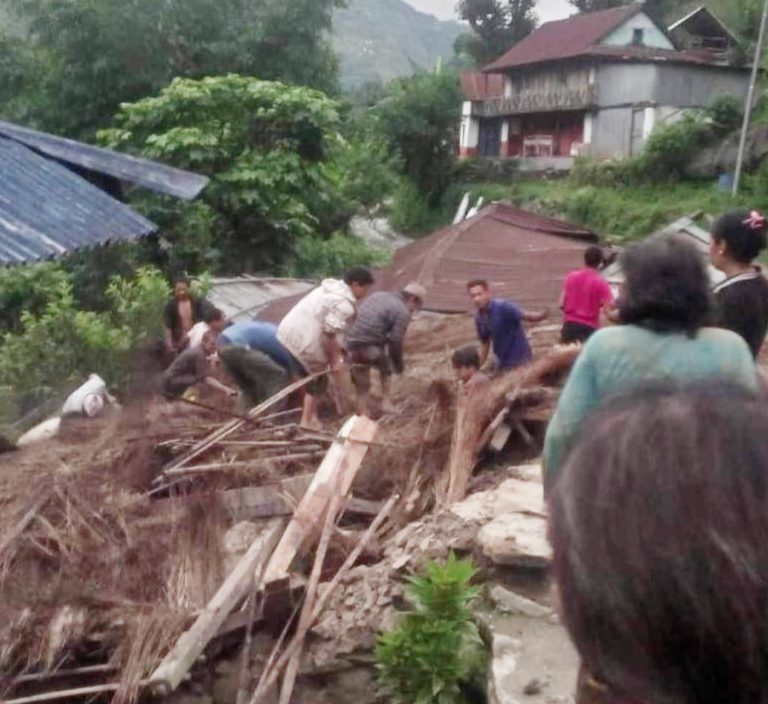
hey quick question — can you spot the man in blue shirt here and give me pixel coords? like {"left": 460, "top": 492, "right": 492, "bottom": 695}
{"left": 467, "top": 279, "right": 548, "bottom": 371}
{"left": 217, "top": 320, "right": 299, "bottom": 409}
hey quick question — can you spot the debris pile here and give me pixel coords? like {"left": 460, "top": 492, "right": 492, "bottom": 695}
{"left": 0, "top": 315, "right": 573, "bottom": 704}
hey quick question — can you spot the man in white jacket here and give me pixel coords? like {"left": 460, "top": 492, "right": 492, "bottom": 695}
{"left": 277, "top": 267, "right": 374, "bottom": 429}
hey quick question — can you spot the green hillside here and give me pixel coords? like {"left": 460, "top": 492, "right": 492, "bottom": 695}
{"left": 332, "top": 0, "right": 464, "bottom": 89}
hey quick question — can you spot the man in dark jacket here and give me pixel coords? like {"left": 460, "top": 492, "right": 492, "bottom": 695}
{"left": 345, "top": 282, "right": 426, "bottom": 415}
{"left": 163, "top": 276, "right": 207, "bottom": 355}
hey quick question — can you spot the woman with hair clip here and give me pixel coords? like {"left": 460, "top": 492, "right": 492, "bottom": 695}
{"left": 710, "top": 209, "right": 768, "bottom": 358}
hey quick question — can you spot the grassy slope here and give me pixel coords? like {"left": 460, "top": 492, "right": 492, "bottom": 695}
{"left": 413, "top": 179, "right": 759, "bottom": 245}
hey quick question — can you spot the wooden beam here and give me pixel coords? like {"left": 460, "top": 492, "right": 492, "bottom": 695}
{"left": 261, "top": 415, "right": 378, "bottom": 587}
{"left": 0, "top": 491, "right": 52, "bottom": 561}
{"left": 149, "top": 519, "right": 285, "bottom": 695}
{"left": 249, "top": 494, "right": 397, "bottom": 704}
{"left": 158, "top": 372, "right": 326, "bottom": 480}
{"left": 218, "top": 475, "right": 314, "bottom": 521}
{"left": 4, "top": 681, "right": 149, "bottom": 704}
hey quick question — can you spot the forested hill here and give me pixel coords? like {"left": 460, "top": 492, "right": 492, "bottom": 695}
{"left": 332, "top": 0, "right": 464, "bottom": 89}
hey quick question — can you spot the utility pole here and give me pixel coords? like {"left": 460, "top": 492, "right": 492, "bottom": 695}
{"left": 733, "top": 0, "right": 768, "bottom": 196}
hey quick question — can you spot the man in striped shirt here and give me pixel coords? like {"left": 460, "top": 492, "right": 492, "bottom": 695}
{"left": 345, "top": 282, "right": 426, "bottom": 415}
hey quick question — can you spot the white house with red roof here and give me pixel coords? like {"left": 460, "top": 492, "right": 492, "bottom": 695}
{"left": 458, "top": 3, "right": 749, "bottom": 163}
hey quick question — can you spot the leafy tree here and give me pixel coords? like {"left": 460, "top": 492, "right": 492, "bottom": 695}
{"left": 375, "top": 70, "right": 462, "bottom": 205}
{"left": 566, "top": 0, "right": 668, "bottom": 18}
{"left": 285, "top": 232, "right": 388, "bottom": 278}
{"left": 2, "top": 0, "right": 341, "bottom": 137}
{"left": 456, "top": 0, "right": 537, "bottom": 66}
{"left": 99, "top": 75, "right": 349, "bottom": 273}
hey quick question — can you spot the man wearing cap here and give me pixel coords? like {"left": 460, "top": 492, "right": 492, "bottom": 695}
{"left": 345, "top": 283, "right": 426, "bottom": 415}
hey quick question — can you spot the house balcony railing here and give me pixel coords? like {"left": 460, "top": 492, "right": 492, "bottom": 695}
{"left": 473, "top": 85, "right": 598, "bottom": 117}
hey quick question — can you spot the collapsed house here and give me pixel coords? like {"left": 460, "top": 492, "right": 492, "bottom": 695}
{"left": 0, "top": 206, "right": 594, "bottom": 704}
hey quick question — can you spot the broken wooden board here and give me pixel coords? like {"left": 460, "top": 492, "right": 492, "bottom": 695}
{"left": 218, "top": 475, "right": 314, "bottom": 521}
{"left": 261, "top": 415, "right": 378, "bottom": 587}
{"left": 149, "top": 519, "right": 285, "bottom": 694}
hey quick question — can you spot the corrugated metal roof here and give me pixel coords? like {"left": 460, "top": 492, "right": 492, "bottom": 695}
{"left": 0, "top": 120, "right": 209, "bottom": 200}
{"left": 208, "top": 277, "right": 316, "bottom": 322}
{"left": 0, "top": 137, "right": 156, "bottom": 265}
{"left": 484, "top": 4, "right": 642, "bottom": 71}
{"left": 601, "top": 215, "right": 726, "bottom": 287}
{"left": 381, "top": 203, "right": 597, "bottom": 313}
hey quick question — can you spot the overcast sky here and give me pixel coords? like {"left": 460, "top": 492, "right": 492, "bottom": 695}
{"left": 404, "top": 0, "right": 574, "bottom": 23}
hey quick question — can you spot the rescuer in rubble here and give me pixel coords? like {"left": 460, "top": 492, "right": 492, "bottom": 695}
{"left": 162, "top": 330, "right": 235, "bottom": 399}
{"left": 467, "top": 279, "right": 549, "bottom": 372}
{"left": 163, "top": 275, "right": 207, "bottom": 356}
{"left": 345, "top": 282, "right": 426, "bottom": 416}
{"left": 277, "top": 267, "right": 374, "bottom": 430}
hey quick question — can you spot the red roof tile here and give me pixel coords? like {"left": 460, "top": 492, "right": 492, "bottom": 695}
{"left": 460, "top": 72, "right": 504, "bottom": 101}
{"left": 483, "top": 4, "right": 643, "bottom": 71}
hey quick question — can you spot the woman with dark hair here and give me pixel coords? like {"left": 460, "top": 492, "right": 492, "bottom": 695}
{"left": 710, "top": 209, "right": 768, "bottom": 357}
{"left": 543, "top": 234, "right": 759, "bottom": 489}
{"left": 549, "top": 384, "right": 768, "bottom": 704}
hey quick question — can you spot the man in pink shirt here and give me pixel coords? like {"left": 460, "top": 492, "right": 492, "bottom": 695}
{"left": 560, "top": 246, "right": 614, "bottom": 343}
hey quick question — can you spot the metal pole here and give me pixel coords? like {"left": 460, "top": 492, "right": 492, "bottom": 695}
{"left": 733, "top": 0, "right": 768, "bottom": 196}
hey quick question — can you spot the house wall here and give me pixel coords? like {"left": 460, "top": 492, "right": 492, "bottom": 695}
{"left": 652, "top": 65, "right": 749, "bottom": 107}
{"left": 589, "top": 107, "right": 635, "bottom": 157}
{"left": 503, "top": 63, "right": 591, "bottom": 96}
{"left": 594, "top": 63, "right": 658, "bottom": 105}
{"left": 600, "top": 12, "right": 675, "bottom": 49}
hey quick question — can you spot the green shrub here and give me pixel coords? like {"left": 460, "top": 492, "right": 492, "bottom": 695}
{"left": 389, "top": 179, "right": 449, "bottom": 236}
{"left": 706, "top": 95, "right": 743, "bottom": 134}
{"left": 285, "top": 232, "right": 389, "bottom": 278}
{"left": 636, "top": 114, "right": 712, "bottom": 182}
{"left": 0, "top": 266, "right": 173, "bottom": 414}
{"left": 376, "top": 554, "right": 488, "bottom": 704}
{"left": 570, "top": 157, "right": 637, "bottom": 188}
{"left": 0, "top": 262, "right": 71, "bottom": 336}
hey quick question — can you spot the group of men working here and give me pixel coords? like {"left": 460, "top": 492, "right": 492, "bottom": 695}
{"left": 160, "top": 247, "right": 614, "bottom": 426}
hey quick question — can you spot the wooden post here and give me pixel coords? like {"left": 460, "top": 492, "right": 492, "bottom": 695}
{"left": 261, "top": 415, "right": 378, "bottom": 587}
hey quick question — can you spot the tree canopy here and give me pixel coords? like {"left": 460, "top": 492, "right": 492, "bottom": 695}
{"left": 99, "top": 75, "right": 349, "bottom": 274}
{"left": 456, "top": 0, "right": 537, "bottom": 66}
{"left": 0, "top": 0, "right": 341, "bottom": 138}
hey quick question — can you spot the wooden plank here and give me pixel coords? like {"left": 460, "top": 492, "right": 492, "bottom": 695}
{"left": 149, "top": 519, "right": 285, "bottom": 694}
{"left": 249, "top": 494, "right": 397, "bottom": 704}
{"left": 218, "top": 475, "right": 314, "bottom": 521}
{"left": 278, "top": 489, "right": 342, "bottom": 704}
{"left": 159, "top": 372, "right": 325, "bottom": 480}
{"left": 4, "top": 682, "right": 148, "bottom": 704}
{"left": 261, "top": 415, "right": 378, "bottom": 587}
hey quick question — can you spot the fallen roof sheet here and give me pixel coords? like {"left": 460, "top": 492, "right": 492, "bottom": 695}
{"left": 0, "top": 120, "right": 209, "bottom": 200}
{"left": 381, "top": 203, "right": 597, "bottom": 313}
{"left": 601, "top": 214, "right": 726, "bottom": 287}
{"left": 208, "top": 277, "right": 316, "bottom": 322}
{"left": 0, "top": 137, "right": 156, "bottom": 265}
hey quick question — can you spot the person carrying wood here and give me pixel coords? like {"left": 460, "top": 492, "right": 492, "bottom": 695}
{"left": 559, "top": 245, "right": 615, "bottom": 344}
{"left": 467, "top": 279, "right": 548, "bottom": 373}
{"left": 277, "top": 267, "right": 374, "bottom": 430}
{"left": 162, "top": 330, "right": 235, "bottom": 399}
{"left": 345, "top": 282, "right": 426, "bottom": 415}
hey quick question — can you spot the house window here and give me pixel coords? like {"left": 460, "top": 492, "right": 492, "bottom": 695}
{"left": 632, "top": 28, "right": 644, "bottom": 46}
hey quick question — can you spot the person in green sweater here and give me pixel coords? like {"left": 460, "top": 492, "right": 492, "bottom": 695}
{"left": 543, "top": 234, "right": 760, "bottom": 493}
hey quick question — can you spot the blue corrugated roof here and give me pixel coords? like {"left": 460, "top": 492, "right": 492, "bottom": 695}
{"left": 0, "top": 120, "right": 209, "bottom": 200}
{"left": 0, "top": 137, "right": 156, "bottom": 265}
